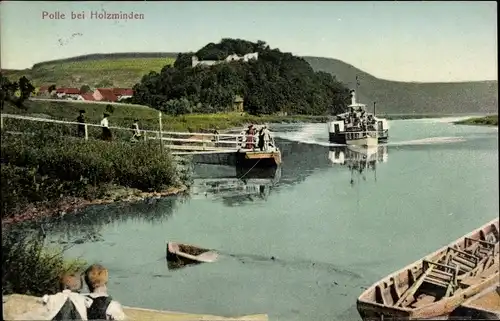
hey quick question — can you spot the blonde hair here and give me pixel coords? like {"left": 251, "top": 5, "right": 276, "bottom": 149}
{"left": 59, "top": 273, "right": 82, "bottom": 292}
{"left": 84, "top": 264, "right": 109, "bottom": 292}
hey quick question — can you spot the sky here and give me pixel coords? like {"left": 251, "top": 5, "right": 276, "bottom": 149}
{"left": 0, "top": 1, "right": 497, "bottom": 82}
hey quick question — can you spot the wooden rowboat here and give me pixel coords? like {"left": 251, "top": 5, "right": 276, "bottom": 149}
{"left": 357, "top": 218, "right": 499, "bottom": 320}
{"left": 166, "top": 242, "right": 219, "bottom": 269}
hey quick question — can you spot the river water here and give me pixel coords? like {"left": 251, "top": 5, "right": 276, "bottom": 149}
{"left": 19, "top": 117, "right": 499, "bottom": 321}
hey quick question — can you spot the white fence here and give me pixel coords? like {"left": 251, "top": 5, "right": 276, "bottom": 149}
{"left": 0, "top": 113, "right": 264, "bottom": 153}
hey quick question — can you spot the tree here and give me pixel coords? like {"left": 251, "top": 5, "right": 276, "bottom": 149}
{"left": 80, "top": 85, "right": 91, "bottom": 94}
{"left": 15, "top": 76, "right": 35, "bottom": 108}
{"left": 131, "top": 38, "right": 351, "bottom": 116}
{"left": 48, "top": 84, "right": 57, "bottom": 93}
{"left": 105, "top": 104, "right": 115, "bottom": 114}
{"left": 174, "top": 52, "right": 194, "bottom": 69}
{"left": 0, "top": 74, "right": 18, "bottom": 110}
{"left": 0, "top": 74, "right": 36, "bottom": 109}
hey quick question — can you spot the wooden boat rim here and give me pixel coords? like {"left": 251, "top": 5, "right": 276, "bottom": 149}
{"left": 357, "top": 217, "right": 499, "bottom": 311}
{"left": 167, "top": 241, "right": 218, "bottom": 263}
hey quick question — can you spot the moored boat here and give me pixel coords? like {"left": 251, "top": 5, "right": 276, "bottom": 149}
{"left": 166, "top": 242, "right": 219, "bottom": 268}
{"left": 357, "top": 218, "right": 499, "bottom": 320}
{"left": 236, "top": 125, "right": 282, "bottom": 168}
{"left": 237, "top": 150, "right": 282, "bottom": 168}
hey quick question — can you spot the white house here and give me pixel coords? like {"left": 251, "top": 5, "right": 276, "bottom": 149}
{"left": 192, "top": 52, "right": 259, "bottom": 68}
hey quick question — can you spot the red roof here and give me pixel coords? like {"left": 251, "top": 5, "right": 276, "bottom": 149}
{"left": 112, "top": 88, "right": 133, "bottom": 96}
{"left": 80, "top": 93, "right": 95, "bottom": 101}
{"left": 96, "top": 88, "right": 118, "bottom": 102}
{"left": 56, "top": 88, "right": 80, "bottom": 94}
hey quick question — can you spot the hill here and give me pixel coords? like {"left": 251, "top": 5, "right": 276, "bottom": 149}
{"left": 3, "top": 50, "right": 497, "bottom": 115}
{"left": 3, "top": 52, "right": 178, "bottom": 88}
{"left": 303, "top": 57, "right": 498, "bottom": 114}
{"left": 131, "top": 39, "right": 351, "bottom": 115}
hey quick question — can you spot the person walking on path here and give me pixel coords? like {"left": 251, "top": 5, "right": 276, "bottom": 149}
{"left": 77, "top": 110, "right": 86, "bottom": 138}
{"left": 100, "top": 113, "right": 112, "bottom": 141}
{"left": 131, "top": 119, "right": 141, "bottom": 142}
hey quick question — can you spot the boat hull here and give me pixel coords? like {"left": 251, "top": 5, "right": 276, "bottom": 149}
{"left": 357, "top": 269, "right": 499, "bottom": 320}
{"left": 357, "top": 218, "right": 499, "bottom": 321}
{"left": 166, "top": 242, "right": 219, "bottom": 269}
{"left": 236, "top": 150, "right": 281, "bottom": 168}
{"left": 346, "top": 136, "right": 378, "bottom": 147}
{"left": 329, "top": 132, "right": 388, "bottom": 144}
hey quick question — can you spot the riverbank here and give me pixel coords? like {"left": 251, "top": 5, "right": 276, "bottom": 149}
{"left": 3, "top": 294, "right": 269, "bottom": 321}
{"left": 1, "top": 132, "right": 186, "bottom": 226}
{"left": 453, "top": 115, "right": 498, "bottom": 126}
{"left": 1, "top": 185, "right": 187, "bottom": 226}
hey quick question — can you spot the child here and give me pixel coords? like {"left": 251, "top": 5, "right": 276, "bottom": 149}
{"left": 13, "top": 273, "right": 91, "bottom": 320}
{"left": 84, "top": 264, "right": 126, "bottom": 320}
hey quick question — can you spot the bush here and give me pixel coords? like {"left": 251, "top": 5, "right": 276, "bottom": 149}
{"left": 0, "top": 164, "right": 106, "bottom": 219}
{"left": 1, "top": 132, "right": 180, "bottom": 218}
{"left": 1, "top": 133, "right": 179, "bottom": 191}
{"left": 2, "top": 230, "right": 86, "bottom": 296}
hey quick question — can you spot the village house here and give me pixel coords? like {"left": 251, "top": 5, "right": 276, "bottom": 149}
{"left": 93, "top": 88, "right": 118, "bottom": 102}
{"left": 37, "top": 86, "right": 49, "bottom": 96}
{"left": 56, "top": 88, "right": 80, "bottom": 99}
{"left": 76, "top": 93, "right": 95, "bottom": 101}
{"left": 37, "top": 85, "right": 56, "bottom": 97}
{"left": 112, "top": 88, "right": 134, "bottom": 101}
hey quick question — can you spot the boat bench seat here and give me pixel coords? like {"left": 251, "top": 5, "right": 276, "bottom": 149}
{"left": 422, "top": 260, "right": 458, "bottom": 289}
{"left": 446, "top": 247, "right": 479, "bottom": 273}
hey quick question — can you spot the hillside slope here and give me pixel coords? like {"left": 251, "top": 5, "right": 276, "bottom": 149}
{"left": 303, "top": 56, "right": 498, "bottom": 114}
{"left": 3, "top": 52, "right": 178, "bottom": 88}
{"left": 3, "top": 52, "right": 497, "bottom": 114}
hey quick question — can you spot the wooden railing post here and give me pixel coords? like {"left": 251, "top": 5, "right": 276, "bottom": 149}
{"left": 158, "top": 112, "right": 164, "bottom": 154}
{"left": 84, "top": 124, "right": 88, "bottom": 140}
{"left": 0, "top": 113, "right": 3, "bottom": 130}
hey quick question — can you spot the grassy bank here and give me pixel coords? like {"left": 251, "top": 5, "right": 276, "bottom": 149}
{"left": 2, "top": 100, "right": 328, "bottom": 134}
{"left": 1, "top": 130, "right": 183, "bottom": 223}
{"left": 453, "top": 115, "right": 498, "bottom": 126}
{"left": 1, "top": 106, "right": 187, "bottom": 296}
{"left": 5, "top": 56, "right": 176, "bottom": 88}
{"left": 2, "top": 229, "right": 86, "bottom": 296}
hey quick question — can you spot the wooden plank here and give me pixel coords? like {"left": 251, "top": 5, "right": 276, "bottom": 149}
{"left": 465, "top": 237, "right": 496, "bottom": 248}
{"left": 448, "top": 247, "right": 479, "bottom": 263}
{"left": 396, "top": 264, "right": 436, "bottom": 307}
{"left": 165, "top": 145, "right": 234, "bottom": 151}
{"left": 425, "top": 276, "right": 449, "bottom": 288}
{"left": 424, "top": 260, "right": 457, "bottom": 273}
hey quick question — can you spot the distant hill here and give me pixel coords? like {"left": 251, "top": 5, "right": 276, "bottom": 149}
{"left": 3, "top": 52, "right": 497, "bottom": 114}
{"left": 3, "top": 52, "right": 178, "bottom": 88}
{"left": 303, "top": 56, "right": 498, "bottom": 114}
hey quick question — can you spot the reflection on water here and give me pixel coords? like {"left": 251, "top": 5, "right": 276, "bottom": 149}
{"left": 14, "top": 196, "right": 182, "bottom": 245}
{"left": 190, "top": 166, "right": 281, "bottom": 206}
{"left": 329, "top": 145, "right": 388, "bottom": 184}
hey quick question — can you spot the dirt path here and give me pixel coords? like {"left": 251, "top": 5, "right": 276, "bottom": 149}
{"left": 2, "top": 294, "right": 268, "bottom": 321}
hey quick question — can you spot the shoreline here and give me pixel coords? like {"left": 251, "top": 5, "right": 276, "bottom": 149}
{"left": 1, "top": 185, "right": 188, "bottom": 227}
{"left": 453, "top": 115, "right": 498, "bottom": 127}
